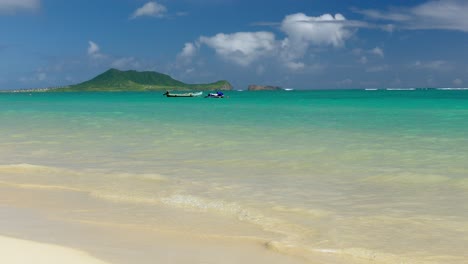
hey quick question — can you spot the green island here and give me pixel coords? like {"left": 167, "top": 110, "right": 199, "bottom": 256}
{"left": 50, "top": 68, "right": 232, "bottom": 92}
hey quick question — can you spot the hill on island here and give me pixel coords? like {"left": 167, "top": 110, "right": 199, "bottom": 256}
{"left": 52, "top": 69, "right": 232, "bottom": 92}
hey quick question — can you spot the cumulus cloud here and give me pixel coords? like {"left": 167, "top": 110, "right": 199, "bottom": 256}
{"left": 131, "top": 1, "right": 167, "bottom": 19}
{"left": 177, "top": 42, "right": 198, "bottom": 61}
{"left": 281, "top": 13, "right": 351, "bottom": 47}
{"left": 0, "top": 0, "right": 39, "bottom": 12}
{"left": 87, "top": 41, "right": 105, "bottom": 59}
{"left": 198, "top": 31, "right": 277, "bottom": 66}
{"left": 280, "top": 13, "right": 352, "bottom": 62}
{"left": 178, "top": 12, "right": 358, "bottom": 71}
{"left": 174, "top": 42, "right": 199, "bottom": 71}
{"left": 177, "top": 11, "right": 373, "bottom": 73}
{"left": 356, "top": 0, "right": 468, "bottom": 32}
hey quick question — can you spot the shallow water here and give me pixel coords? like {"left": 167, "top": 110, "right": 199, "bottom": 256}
{"left": 0, "top": 90, "right": 467, "bottom": 263}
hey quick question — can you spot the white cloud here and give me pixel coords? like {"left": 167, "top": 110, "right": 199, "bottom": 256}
{"left": 281, "top": 13, "right": 351, "bottom": 47}
{"left": 370, "top": 47, "right": 384, "bottom": 58}
{"left": 177, "top": 42, "right": 198, "bottom": 61}
{"left": 411, "top": 0, "right": 468, "bottom": 31}
{"left": 280, "top": 13, "right": 352, "bottom": 62}
{"left": 183, "top": 12, "right": 356, "bottom": 70}
{"left": 356, "top": 0, "right": 468, "bottom": 32}
{"left": 199, "top": 31, "right": 276, "bottom": 66}
{"left": 131, "top": 1, "right": 166, "bottom": 19}
{"left": 87, "top": 41, "right": 99, "bottom": 55}
{"left": 0, "top": 0, "right": 39, "bottom": 12}
{"left": 174, "top": 42, "right": 199, "bottom": 71}
{"left": 179, "top": 12, "right": 363, "bottom": 72}
{"left": 87, "top": 41, "right": 105, "bottom": 59}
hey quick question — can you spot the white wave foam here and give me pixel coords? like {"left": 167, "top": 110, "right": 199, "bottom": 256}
{"left": 436, "top": 87, "right": 468, "bottom": 90}
{"left": 161, "top": 194, "right": 236, "bottom": 212}
{"left": 105, "top": 172, "right": 166, "bottom": 182}
{"left": 160, "top": 194, "right": 315, "bottom": 248}
{"left": 271, "top": 206, "right": 331, "bottom": 218}
{"left": 386, "top": 88, "right": 416, "bottom": 91}
{"left": 0, "top": 163, "right": 63, "bottom": 173}
{"left": 0, "top": 180, "right": 83, "bottom": 192}
{"left": 89, "top": 191, "right": 160, "bottom": 205}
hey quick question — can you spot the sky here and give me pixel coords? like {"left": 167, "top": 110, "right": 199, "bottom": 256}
{"left": 1, "top": 0, "right": 468, "bottom": 90}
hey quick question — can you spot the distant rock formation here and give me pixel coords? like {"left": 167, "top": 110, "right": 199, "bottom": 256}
{"left": 247, "top": 85, "right": 283, "bottom": 91}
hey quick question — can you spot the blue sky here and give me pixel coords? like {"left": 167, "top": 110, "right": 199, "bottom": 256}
{"left": 1, "top": 0, "right": 468, "bottom": 90}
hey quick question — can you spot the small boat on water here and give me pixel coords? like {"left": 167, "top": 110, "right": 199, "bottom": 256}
{"left": 205, "top": 91, "right": 225, "bottom": 98}
{"left": 163, "top": 91, "right": 203, "bottom": 97}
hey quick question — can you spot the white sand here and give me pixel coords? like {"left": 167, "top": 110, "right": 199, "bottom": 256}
{"left": 0, "top": 236, "right": 110, "bottom": 264}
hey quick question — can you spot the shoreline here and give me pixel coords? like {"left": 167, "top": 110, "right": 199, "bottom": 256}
{"left": 0, "top": 198, "right": 310, "bottom": 264}
{"left": 1, "top": 163, "right": 466, "bottom": 264}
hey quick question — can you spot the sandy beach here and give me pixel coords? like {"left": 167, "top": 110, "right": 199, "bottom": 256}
{"left": 0, "top": 236, "right": 109, "bottom": 264}
{"left": 0, "top": 188, "right": 310, "bottom": 264}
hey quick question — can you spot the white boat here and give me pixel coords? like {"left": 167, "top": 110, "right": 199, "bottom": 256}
{"left": 163, "top": 91, "right": 203, "bottom": 97}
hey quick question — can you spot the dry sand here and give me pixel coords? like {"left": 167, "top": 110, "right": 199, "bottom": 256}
{"left": 0, "top": 236, "right": 109, "bottom": 264}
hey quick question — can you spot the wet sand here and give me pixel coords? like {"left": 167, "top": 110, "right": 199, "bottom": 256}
{"left": 0, "top": 186, "right": 311, "bottom": 264}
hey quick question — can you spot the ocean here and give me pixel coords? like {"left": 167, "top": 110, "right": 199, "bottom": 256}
{"left": 0, "top": 89, "right": 467, "bottom": 263}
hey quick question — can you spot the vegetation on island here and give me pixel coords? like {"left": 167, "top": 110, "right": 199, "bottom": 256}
{"left": 50, "top": 68, "right": 232, "bottom": 92}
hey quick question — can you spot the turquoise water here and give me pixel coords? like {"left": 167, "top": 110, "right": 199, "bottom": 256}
{"left": 1, "top": 90, "right": 468, "bottom": 263}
